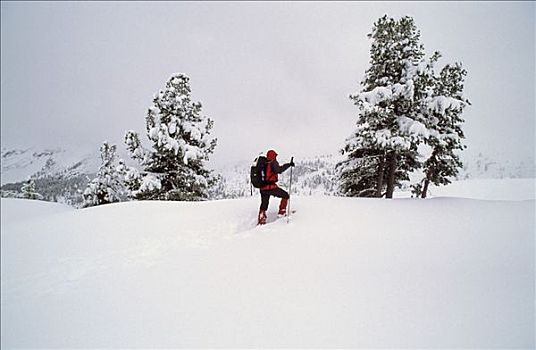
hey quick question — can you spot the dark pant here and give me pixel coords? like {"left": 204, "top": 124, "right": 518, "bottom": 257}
{"left": 260, "top": 188, "right": 289, "bottom": 211}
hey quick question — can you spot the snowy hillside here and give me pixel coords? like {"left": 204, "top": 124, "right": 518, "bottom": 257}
{"left": 1, "top": 188, "right": 534, "bottom": 347}
{"left": 394, "top": 178, "right": 535, "bottom": 201}
{"left": 457, "top": 152, "right": 535, "bottom": 179}
{"left": 425, "top": 178, "right": 535, "bottom": 201}
{"left": 1, "top": 147, "right": 101, "bottom": 185}
{"left": 2, "top": 146, "right": 534, "bottom": 205}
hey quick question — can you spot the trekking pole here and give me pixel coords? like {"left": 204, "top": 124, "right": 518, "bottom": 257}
{"left": 287, "top": 157, "right": 293, "bottom": 223}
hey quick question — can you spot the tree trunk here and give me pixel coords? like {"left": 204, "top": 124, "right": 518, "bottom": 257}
{"left": 385, "top": 152, "right": 397, "bottom": 199}
{"left": 375, "top": 153, "right": 386, "bottom": 197}
{"left": 421, "top": 178, "right": 430, "bottom": 198}
{"left": 421, "top": 153, "right": 436, "bottom": 199}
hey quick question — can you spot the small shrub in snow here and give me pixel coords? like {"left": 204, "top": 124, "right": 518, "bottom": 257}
{"left": 82, "top": 142, "right": 124, "bottom": 207}
{"left": 21, "top": 178, "right": 43, "bottom": 200}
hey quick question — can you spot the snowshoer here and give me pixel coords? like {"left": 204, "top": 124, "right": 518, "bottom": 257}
{"left": 258, "top": 149, "right": 295, "bottom": 225}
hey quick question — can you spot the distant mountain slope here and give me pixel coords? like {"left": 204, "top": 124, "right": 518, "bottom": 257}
{"left": 1, "top": 147, "right": 100, "bottom": 185}
{"left": 1, "top": 147, "right": 102, "bottom": 205}
{"left": 457, "top": 152, "right": 535, "bottom": 179}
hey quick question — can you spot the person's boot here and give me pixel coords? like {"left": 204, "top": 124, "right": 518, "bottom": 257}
{"left": 258, "top": 210, "right": 267, "bottom": 225}
{"left": 278, "top": 198, "right": 288, "bottom": 217}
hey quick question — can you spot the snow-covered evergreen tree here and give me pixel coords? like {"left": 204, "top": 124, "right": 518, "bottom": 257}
{"left": 125, "top": 73, "right": 217, "bottom": 201}
{"left": 339, "top": 15, "right": 466, "bottom": 198}
{"left": 413, "top": 63, "right": 470, "bottom": 197}
{"left": 21, "top": 178, "right": 42, "bottom": 200}
{"left": 82, "top": 142, "right": 123, "bottom": 207}
{"left": 115, "top": 159, "right": 142, "bottom": 199}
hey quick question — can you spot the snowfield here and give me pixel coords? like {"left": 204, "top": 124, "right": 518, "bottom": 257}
{"left": 396, "top": 177, "right": 536, "bottom": 201}
{"left": 1, "top": 180, "right": 535, "bottom": 348}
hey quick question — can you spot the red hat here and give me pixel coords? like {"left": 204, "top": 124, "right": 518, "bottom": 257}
{"left": 266, "top": 149, "right": 278, "bottom": 160}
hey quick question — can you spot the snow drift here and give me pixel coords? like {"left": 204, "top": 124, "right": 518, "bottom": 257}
{"left": 1, "top": 191, "right": 534, "bottom": 348}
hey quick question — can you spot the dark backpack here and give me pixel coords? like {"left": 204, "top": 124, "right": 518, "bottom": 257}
{"left": 250, "top": 155, "right": 269, "bottom": 188}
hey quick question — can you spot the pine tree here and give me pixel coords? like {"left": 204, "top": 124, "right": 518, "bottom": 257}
{"left": 21, "top": 178, "right": 42, "bottom": 200}
{"left": 339, "top": 15, "right": 466, "bottom": 199}
{"left": 340, "top": 16, "right": 431, "bottom": 197}
{"left": 337, "top": 145, "right": 384, "bottom": 197}
{"left": 125, "top": 73, "right": 217, "bottom": 201}
{"left": 82, "top": 142, "right": 123, "bottom": 207}
{"left": 414, "top": 63, "right": 470, "bottom": 198}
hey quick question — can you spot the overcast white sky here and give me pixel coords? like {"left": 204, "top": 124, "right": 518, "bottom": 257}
{"left": 1, "top": 1, "right": 534, "bottom": 167}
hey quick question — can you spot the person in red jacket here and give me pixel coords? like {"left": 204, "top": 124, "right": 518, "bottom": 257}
{"left": 258, "top": 149, "right": 295, "bottom": 225}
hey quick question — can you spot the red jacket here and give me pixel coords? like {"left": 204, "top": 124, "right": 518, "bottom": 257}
{"left": 260, "top": 159, "right": 291, "bottom": 191}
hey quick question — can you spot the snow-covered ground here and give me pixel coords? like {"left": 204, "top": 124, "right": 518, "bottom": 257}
{"left": 1, "top": 179, "right": 534, "bottom": 348}
{"left": 396, "top": 178, "right": 536, "bottom": 201}
{"left": 429, "top": 178, "right": 535, "bottom": 200}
